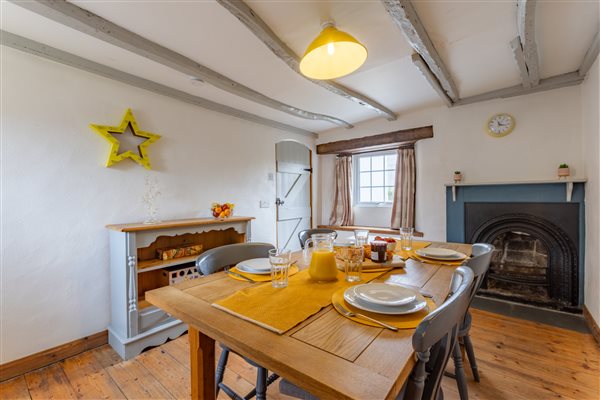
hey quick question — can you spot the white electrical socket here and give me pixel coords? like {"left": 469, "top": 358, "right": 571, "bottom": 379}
{"left": 259, "top": 200, "right": 269, "bottom": 208}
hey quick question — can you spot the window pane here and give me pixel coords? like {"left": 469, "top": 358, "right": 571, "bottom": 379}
{"left": 372, "top": 171, "right": 384, "bottom": 186}
{"left": 372, "top": 187, "right": 384, "bottom": 202}
{"left": 371, "top": 156, "right": 384, "bottom": 171}
{"left": 360, "top": 188, "right": 371, "bottom": 202}
{"left": 360, "top": 172, "right": 371, "bottom": 187}
{"left": 385, "top": 170, "right": 395, "bottom": 186}
{"left": 359, "top": 157, "right": 370, "bottom": 172}
{"left": 385, "top": 154, "right": 397, "bottom": 169}
{"left": 386, "top": 187, "right": 395, "bottom": 202}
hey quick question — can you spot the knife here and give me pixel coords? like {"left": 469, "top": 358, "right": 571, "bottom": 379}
{"left": 224, "top": 268, "right": 256, "bottom": 283}
{"left": 332, "top": 300, "right": 398, "bottom": 331}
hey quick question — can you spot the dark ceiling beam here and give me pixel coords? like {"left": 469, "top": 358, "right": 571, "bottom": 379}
{"left": 316, "top": 126, "right": 433, "bottom": 155}
{"left": 381, "top": 0, "right": 459, "bottom": 103}
{"left": 10, "top": 0, "right": 353, "bottom": 129}
{"left": 1, "top": 31, "right": 316, "bottom": 137}
{"left": 216, "top": 0, "right": 397, "bottom": 122}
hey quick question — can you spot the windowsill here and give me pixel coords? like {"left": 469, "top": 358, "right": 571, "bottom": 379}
{"left": 354, "top": 203, "right": 393, "bottom": 208}
{"left": 318, "top": 225, "right": 424, "bottom": 238}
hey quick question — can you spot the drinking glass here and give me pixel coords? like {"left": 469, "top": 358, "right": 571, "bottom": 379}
{"left": 354, "top": 229, "right": 369, "bottom": 246}
{"left": 400, "top": 227, "right": 414, "bottom": 251}
{"left": 343, "top": 245, "right": 364, "bottom": 282}
{"left": 269, "top": 249, "right": 291, "bottom": 288}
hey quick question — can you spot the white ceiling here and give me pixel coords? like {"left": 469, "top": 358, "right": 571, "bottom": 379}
{"left": 2, "top": 0, "right": 598, "bottom": 133}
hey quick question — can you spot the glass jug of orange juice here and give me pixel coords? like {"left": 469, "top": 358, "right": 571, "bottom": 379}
{"left": 304, "top": 233, "right": 338, "bottom": 282}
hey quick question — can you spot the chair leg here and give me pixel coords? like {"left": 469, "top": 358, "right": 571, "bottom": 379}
{"left": 216, "top": 347, "right": 230, "bottom": 397}
{"left": 255, "top": 367, "right": 267, "bottom": 400}
{"left": 452, "top": 343, "right": 469, "bottom": 400}
{"left": 463, "top": 334, "right": 480, "bottom": 382}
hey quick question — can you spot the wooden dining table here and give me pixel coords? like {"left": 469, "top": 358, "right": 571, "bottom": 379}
{"left": 146, "top": 241, "right": 471, "bottom": 400}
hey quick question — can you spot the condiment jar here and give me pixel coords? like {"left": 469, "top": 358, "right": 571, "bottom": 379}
{"left": 370, "top": 241, "right": 388, "bottom": 263}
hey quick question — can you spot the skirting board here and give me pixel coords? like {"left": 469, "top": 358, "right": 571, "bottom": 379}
{"left": 0, "top": 330, "right": 107, "bottom": 382}
{"left": 583, "top": 305, "right": 600, "bottom": 345}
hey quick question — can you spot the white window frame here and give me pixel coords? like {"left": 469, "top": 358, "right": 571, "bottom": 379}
{"left": 353, "top": 150, "right": 397, "bottom": 207}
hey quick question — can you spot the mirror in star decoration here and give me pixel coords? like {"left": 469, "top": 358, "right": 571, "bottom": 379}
{"left": 89, "top": 108, "right": 161, "bottom": 170}
{"left": 486, "top": 113, "right": 515, "bottom": 138}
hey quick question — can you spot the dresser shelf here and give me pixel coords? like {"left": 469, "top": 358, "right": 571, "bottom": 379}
{"left": 106, "top": 216, "right": 253, "bottom": 360}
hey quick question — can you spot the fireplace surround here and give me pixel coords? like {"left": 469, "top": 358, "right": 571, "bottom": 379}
{"left": 446, "top": 181, "right": 585, "bottom": 312}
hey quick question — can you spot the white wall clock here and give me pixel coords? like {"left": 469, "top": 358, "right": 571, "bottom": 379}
{"left": 486, "top": 113, "right": 515, "bottom": 137}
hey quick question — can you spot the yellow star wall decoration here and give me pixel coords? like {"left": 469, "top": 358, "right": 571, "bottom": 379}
{"left": 90, "top": 108, "right": 161, "bottom": 170}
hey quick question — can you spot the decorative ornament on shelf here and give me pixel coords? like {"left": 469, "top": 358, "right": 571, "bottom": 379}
{"left": 142, "top": 175, "right": 161, "bottom": 224}
{"left": 558, "top": 163, "right": 570, "bottom": 179}
{"left": 211, "top": 202, "right": 235, "bottom": 219}
{"left": 90, "top": 108, "right": 161, "bottom": 170}
{"left": 454, "top": 171, "right": 463, "bottom": 183}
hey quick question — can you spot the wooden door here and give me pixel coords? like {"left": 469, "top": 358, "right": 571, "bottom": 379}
{"left": 276, "top": 141, "right": 312, "bottom": 251}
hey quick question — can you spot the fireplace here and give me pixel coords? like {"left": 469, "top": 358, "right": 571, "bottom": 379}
{"left": 465, "top": 203, "right": 579, "bottom": 311}
{"left": 446, "top": 182, "right": 585, "bottom": 313}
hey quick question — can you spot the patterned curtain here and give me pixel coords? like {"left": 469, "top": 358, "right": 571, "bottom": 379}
{"left": 391, "top": 147, "right": 416, "bottom": 229}
{"left": 329, "top": 155, "right": 354, "bottom": 226}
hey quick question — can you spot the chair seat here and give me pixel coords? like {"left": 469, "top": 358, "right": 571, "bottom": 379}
{"left": 279, "top": 379, "right": 319, "bottom": 400}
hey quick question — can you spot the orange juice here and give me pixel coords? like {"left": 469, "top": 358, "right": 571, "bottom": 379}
{"left": 308, "top": 250, "right": 338, "bottom": 282}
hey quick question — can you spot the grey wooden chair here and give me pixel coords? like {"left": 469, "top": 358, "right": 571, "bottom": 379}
{"left": 298, "top": 228, "right": 337, "bottom": 249}
{"left": 195, "top": 242, "right": 278, "bottom": 400}
{"left": 279, "top": 266, "right": 475, "bottom": 400}
{"left": 449, "top": 243, "right": 494, "bottom": 400}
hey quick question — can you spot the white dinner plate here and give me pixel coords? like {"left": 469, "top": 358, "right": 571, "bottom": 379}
{"left": 415, "top": 248, "right": 467, "bottom": 261}
{"left": 236, "top": 258, "right": 271, "bottom": 275}
{"left": 344, "top": 287, "right": 428, "bottom": 315}
{"left": 353, "top": 283, "right": 416, "bottom": 306}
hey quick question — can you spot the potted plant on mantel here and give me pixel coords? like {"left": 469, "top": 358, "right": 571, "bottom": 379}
{"left": 558, "top": 164, "right": 570, "bottom": 178}
{"left": 454, "top": 171, "right": 463, "bottom": 183}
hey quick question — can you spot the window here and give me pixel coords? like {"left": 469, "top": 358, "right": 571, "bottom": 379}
{"left": 354, "top": 151, "right": 397, "bottom": 205}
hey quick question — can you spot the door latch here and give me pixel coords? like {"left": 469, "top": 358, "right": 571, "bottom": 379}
{"left": 275, "top": 198, "right": 285, "bottom": 206}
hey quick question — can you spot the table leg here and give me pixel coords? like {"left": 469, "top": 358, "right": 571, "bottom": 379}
{"left": 189, "top": 327, "right": 216, "bottom": 400}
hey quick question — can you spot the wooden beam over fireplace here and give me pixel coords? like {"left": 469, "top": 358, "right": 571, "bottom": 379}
{"left": 316, "top": 126, "right": 433, "bottom": 155}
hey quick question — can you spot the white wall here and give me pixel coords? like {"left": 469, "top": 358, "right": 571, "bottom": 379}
{"left": 319, "top": 85, "right": 584, "bottom": 241}
{"left": 581, "top": 55, "right": 600, "bottom": 325}
{"left": 0, "top": 48, "right": 316, "bottom": 363}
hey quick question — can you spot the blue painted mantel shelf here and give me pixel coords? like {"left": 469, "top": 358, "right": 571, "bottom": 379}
{"left": 446, "top": 178, "right": 587, "bottom": 202}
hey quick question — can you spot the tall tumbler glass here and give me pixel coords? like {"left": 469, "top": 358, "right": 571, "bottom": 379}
{"left": 353, "top": 229, "right": 370, "bottom": 246}
{"left": 269, "top": 249, "right": 291, "bottom": 288}
{"left": 400, "top": 227, "right": 414, "bottom": 251}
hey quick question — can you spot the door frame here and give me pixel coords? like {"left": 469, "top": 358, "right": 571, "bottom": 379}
{"left": 275, "top": 140, "right": 313, "bottom": 249}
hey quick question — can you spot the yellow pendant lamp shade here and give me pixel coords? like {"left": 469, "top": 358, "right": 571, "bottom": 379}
{"left": 299, "top": 24, "right": 367, "bottom": 80}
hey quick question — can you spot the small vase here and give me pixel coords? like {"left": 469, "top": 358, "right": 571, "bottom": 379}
{"left": 558, "top": 167, "right": 570, "bottom": 178}
{"left": 454, "top": 173, "right": 462, "bottom": 183}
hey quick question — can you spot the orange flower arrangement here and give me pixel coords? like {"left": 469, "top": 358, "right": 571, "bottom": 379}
{"left": 211, "top": 202, "right": 234, "bottom": 219}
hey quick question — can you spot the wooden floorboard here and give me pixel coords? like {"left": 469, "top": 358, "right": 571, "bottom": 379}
{"left": 1, "top": 309, "right": 598, "bottom": 400}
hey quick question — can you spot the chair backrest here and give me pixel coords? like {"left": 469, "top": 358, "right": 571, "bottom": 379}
{"left": 405, "top": 266, "right": 474, "bottom": 400}
{"left": 195, "top": 242, "right": 275, "bottom": 276}
{"left": 297, "top": 229, "right": 338, "bottom": 249}
{"left": 464, "top": 243, "right": 494, "bottom": 300}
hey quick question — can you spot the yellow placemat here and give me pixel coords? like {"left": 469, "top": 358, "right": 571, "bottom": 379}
{"left": 228, "top": 265, "right": 299, "bottom": 282}
{"left": 396, "top": 241, "right": 431, "bottom": 260}
{"left": 331, "top": 287, "right": 437, "bottom": 329}
{"left": 410, "top": 254, "right": 466, "bottom": 266}
{"left": 212, "top": 270, "right": 382, "bottom": 334}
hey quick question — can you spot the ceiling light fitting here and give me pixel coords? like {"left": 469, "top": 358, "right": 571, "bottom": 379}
{"left": 299, "top": 21, "right": 367, "bottom": 80}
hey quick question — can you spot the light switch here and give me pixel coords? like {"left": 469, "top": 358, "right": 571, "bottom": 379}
{"left": 268, "top": 173, "right": 274, "bottom": 181}
{"left": 259, "top": 200, "right": 269, "bottom": 208}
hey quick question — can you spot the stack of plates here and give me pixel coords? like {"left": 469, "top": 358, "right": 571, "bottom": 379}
{"left": 415, "top": 247, "right": 467, "bottom": 261}
{"left": 343, "top": 283, "right": 428, "bottom": 315}
{"left": 236, "top": 258, "right": 271, "bottom": 275}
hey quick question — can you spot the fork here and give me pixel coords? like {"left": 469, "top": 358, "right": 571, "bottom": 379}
{"left": 332, "top": 301, "right": 398, "bottom": 331}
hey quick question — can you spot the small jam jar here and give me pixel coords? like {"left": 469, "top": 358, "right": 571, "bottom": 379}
{"left": 370, "top": 241, "right": 388, "bottom": 263}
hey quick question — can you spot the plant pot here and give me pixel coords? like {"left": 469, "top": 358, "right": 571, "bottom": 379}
{"left": 453, "top": 173, "right": 462, "bottom": 183}
{"left": 558, "top": 167, "right": 570, "bottom": 178}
